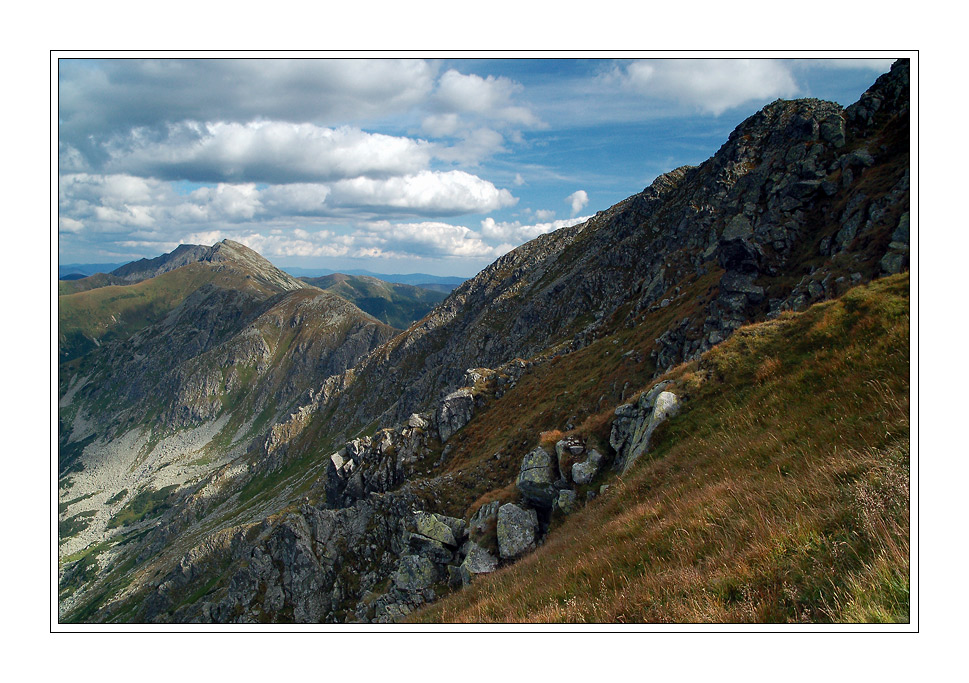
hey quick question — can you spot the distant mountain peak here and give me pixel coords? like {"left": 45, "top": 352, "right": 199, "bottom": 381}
{"left": 106, "top": 239, "right": 307, "bottom": 293}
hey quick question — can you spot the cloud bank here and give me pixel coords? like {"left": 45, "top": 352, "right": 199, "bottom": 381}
{"left": 58, "top": 57, "right": 895, "bottom": 271}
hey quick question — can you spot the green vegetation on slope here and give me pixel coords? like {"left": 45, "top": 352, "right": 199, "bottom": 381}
{"left": 412, "top": 273, "right": 909, "bottom": 623}
{"left": 301, "top": 274, "right": 446, "bottom": 329}
{"left": 58, "top": 264, "right": 220, "bottom": 363}
{"left": 57, "top": 261, "right": 294, "bottom": 364}
{"left": 107, "top": 485, "right": 180, "bottom": 529}
{"left": 58, "top": 272, "right": 128, "bottom": 296}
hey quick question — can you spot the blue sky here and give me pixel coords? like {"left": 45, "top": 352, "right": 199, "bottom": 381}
{"left": 58, "top": 56, "right": 897, "bottom": 276}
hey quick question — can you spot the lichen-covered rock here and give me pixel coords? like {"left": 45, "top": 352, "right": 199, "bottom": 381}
{"left": 461, "top": 541, "right": 498, "bottom": 574}
{"left": 497, "top": 503, "right": 538, "bottom": 560}
{"left": 556, "top": 489, "right": 578, "bottom": 515}
{"left": 436, "top": 388, "right": 475, "bottom": 443}
{"left": 394, "top": 555, "right": 438, "bottom": 592}
{"left": 412, "top": 511, "right": 458, "bottom": 547}
{"left": 516, "top": 446, "right": 560, "bottom": 508}
{"left": 407, "top": 534, "right": 453, "bottom": 564}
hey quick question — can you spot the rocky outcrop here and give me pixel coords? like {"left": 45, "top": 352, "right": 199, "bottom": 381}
{"left": 140, "top": 494, "right": 482, "bottom": 624}
{"left": 324, "top": 416, "right": 436, "bottom": 508}
{"left": 572, "top": 449, "right": 605, "bottom": 486}
{"left": 436, "top": 388, "right": 475, "bottom": 443}
{"left": 612, "top": 382, "right": 682, "bottom": 474}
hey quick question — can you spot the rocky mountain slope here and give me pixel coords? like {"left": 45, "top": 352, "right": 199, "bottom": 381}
{"left": 57, "top": 60, "right": 910, "bottom": 624}
{"left": 57, "top": 242, "right": 399, "bottom": 616}
{"left": 244, "top": 59, "right": 910, "bottom": 467}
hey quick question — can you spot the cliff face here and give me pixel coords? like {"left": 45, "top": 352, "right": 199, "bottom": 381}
{"left": 59, "top": 61, "right": 910, "bottom": 624}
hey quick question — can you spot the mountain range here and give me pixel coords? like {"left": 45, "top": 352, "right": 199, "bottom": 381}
{"left": 57, "top": 60, "right": 911, "bottom": 624}
{"left": 60, "top": 261, "right": 466, "bottom": 293}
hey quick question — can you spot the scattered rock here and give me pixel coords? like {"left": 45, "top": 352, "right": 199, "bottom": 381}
{"left": 497, "top": 503, "right": 538, "bottom": 560}
{"left": 572, "top": 449, "right": 605, "bottom": 486}
{"left": 461, "top": 541, "right": 498, "bottom": 574}
{"left": 554, "top": 436, "right": 585, "bottom": 483}
{"left": 516, "top": 446, "right": 560, "bottom": 508}
{"left": 880, "top": 250, "right": 907, "bottom": 275}
{"left": 412, "top": 511, "right": 459, "bottom": 547}
{"left": 394, "top": 555, "right": 438, "bottom": 592}
{"left": 556, "top": 489, "right": 578, "bottom": 515}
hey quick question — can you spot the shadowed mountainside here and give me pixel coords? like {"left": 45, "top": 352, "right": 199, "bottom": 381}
{"left": 300, "top": 273, "right": 448, "bottom": 330}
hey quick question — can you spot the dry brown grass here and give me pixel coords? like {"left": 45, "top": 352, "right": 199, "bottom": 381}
{"left": 411, "top": 274, "right": 910, "bottom": 624}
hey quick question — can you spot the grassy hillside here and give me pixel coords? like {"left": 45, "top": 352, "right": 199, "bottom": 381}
{"left": 301, "top": 274, "right": 446, "bottom": 329}
{"left": 58, "top": 272, "right": 128, "bottom": 295}
{"left": 413, "top": 273, "right": 909, "bottom": 623}
{"left": 58, "top": 262, "right": 285, "bottom": 363}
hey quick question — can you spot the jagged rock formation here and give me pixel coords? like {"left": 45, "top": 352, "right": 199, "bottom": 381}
{"left": 58, "top": 61, "right": 911, "bottom": 625}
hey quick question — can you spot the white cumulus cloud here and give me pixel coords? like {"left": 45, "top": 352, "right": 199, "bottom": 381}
{"left": 616, "top": 59, "right": 799, "bottom": 115}
{"left": 361, "top": 220, "right": 502, "bottom": 258}
{"left": 565, "top": 190, "right": 589, "bottom": 216}
{"left": 433, "top": 128, "right": 508, "bottom": 166}
{"left": 59, "top": 58, "right": 437, "bottom": 147}
{"left": 330, "top": 170, "right": 517, "bottom": 215}
{"left": 480, "top": 215, "right": 591, "bottom": 243}
{"left": 434, "top": 70, "right": 540, "bottom": 127}
{"left": 105, "top": 122, "right": 432, "bottom": 183}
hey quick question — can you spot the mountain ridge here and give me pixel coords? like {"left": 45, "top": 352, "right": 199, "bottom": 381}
{"left": 298, "top": 274, "right": 448, "bottom": 330}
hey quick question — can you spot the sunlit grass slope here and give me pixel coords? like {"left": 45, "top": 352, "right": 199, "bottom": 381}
{"left": 58, "top": 262, "right": 287, "bottom": 363}
{"left": 413, "top": 273, "right": 909, "bottom": 623}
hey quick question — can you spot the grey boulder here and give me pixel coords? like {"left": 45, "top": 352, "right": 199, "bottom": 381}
{"left": 436, "top": 388, "right": 475, "bottom": 443}
{"left": 571, "top": 449, "right": 605, "bottom": 486}
{"left": 497, "top": 503, "right": 538, "bottom": 560}
{"left": 516, "top": 446, "right": 560, "bottom": 508}
{"left": 394, "top": 555, "right": 438, "bottom": 592}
